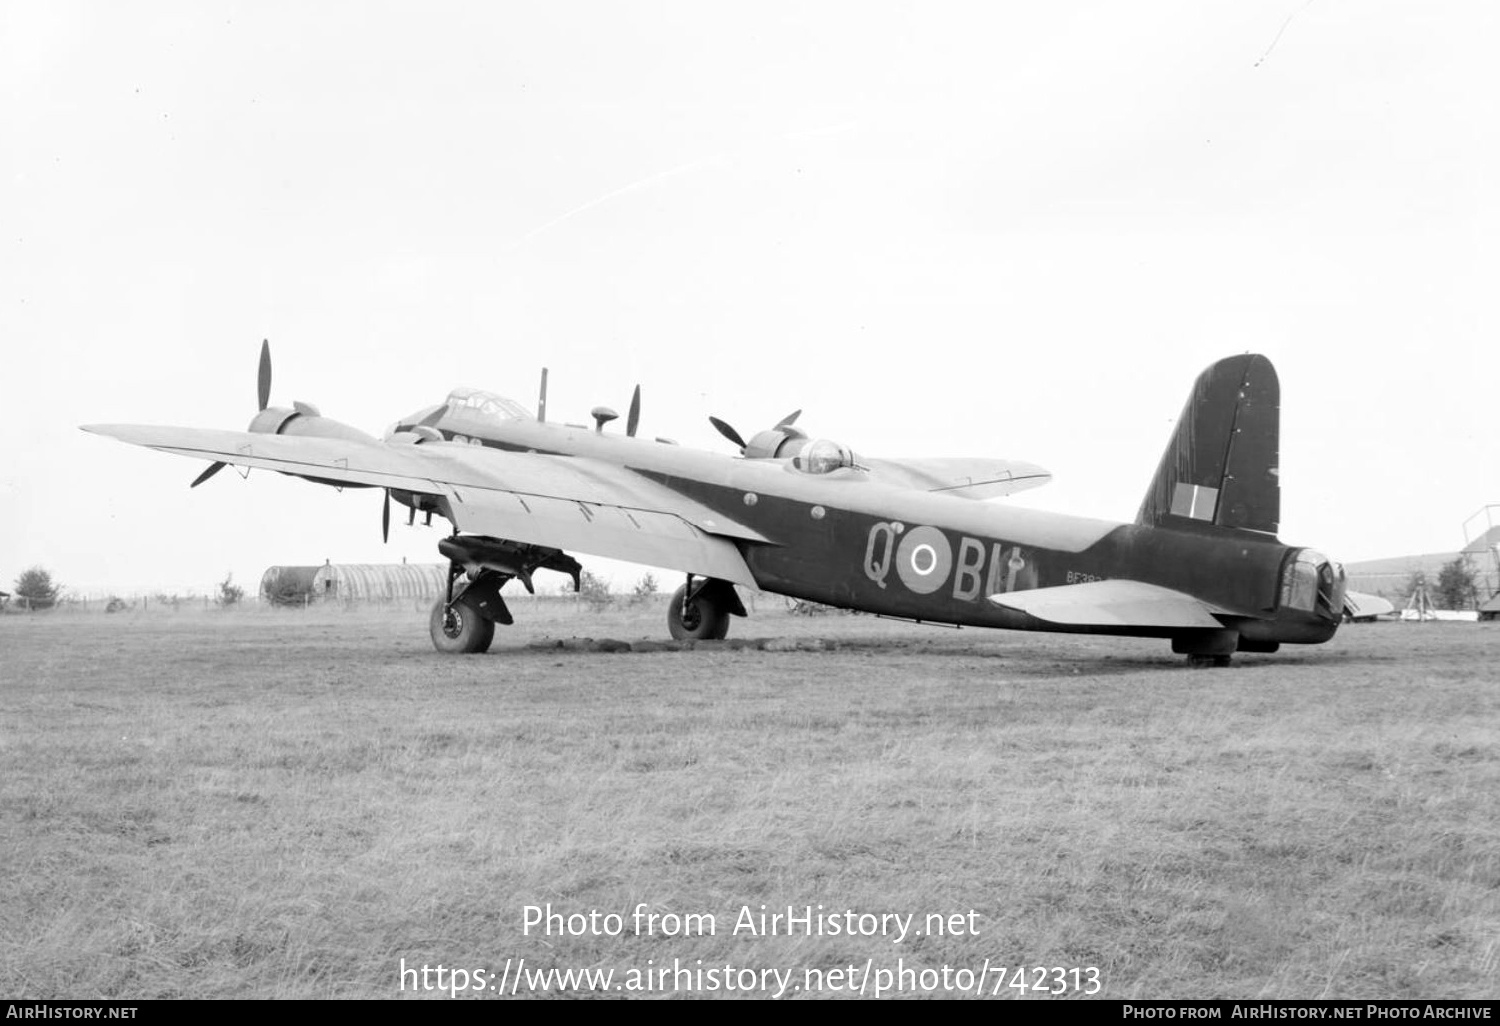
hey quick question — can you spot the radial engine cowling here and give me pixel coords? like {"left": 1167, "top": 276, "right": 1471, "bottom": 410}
{"left": 247, "top": 403, "right": 376, "bottom": 444}
{"left": 743, "top": 425, "right": 808, "bottom": 460}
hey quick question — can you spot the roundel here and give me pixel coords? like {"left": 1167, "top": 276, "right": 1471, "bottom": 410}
{"left": 894, "top": 526, "right": 952, "bottom": 594}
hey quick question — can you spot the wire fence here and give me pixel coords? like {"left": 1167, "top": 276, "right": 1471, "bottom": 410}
{"left": 0, "top": 589, "right": 680, "bottom": 616}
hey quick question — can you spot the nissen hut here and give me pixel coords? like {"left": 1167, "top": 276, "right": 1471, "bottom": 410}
{"left": 261, "top": 562, "right": 447, "bottom": 605}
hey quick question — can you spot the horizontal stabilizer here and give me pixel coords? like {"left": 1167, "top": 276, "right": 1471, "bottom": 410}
{"left": 989, "top": 579, "right": 1230, "bottom": 629}
{"left": 1343, "top": 590, "right": 1394, "bottom": 620}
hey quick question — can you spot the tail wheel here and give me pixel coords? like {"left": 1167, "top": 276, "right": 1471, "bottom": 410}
{"left": 429, "top": 593, "right": 495, "bottom": 654}
{"left": 668, "top": 583, "right": 730, "bottom": 640}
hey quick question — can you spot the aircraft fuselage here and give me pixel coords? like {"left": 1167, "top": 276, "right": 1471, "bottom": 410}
{"left": 413, "top": 411, "right": 1338, "bottom": 650}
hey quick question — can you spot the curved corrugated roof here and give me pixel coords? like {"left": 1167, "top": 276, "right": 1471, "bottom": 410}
{"left": 309, "top": 563, "right": 447, "bottom": 602}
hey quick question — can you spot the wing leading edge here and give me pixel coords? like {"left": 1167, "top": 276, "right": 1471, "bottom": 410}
{"left": 82, "top": 424, "right": 762, "bottom": 586}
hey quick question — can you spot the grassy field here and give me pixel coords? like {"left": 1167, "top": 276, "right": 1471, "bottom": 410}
{"left": 1, "top": 601, "right": 1496, "bottom": 999}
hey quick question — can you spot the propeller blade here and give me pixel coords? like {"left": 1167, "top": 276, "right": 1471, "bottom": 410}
{"left": 382, "top": 489, "right": 391, "bottom": 543}
{"left": 776, "top": 409, "right": 802, "bottom": 429}
{"left": 627, "top": 385, "right": 641, "bottom": 437}
{"left": 257, "top": 339, "right": 272, "bottom": 411}
{"left": 537, "top": 367, "right": 548, "bottom": 422}
{"left": 709, "top": 416, "right": 746, "bottom": 450}
{"left": 190, "top": 461, "right": 226, "bottom": 488}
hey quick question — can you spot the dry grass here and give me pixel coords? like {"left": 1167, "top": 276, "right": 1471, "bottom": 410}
{"left": 1, "top": 602, "right": 1496, "bottom": 999}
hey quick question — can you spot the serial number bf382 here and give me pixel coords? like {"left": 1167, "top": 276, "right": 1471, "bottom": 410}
{"left": 85, "top": 348, "right": 1354, "bottom": 666}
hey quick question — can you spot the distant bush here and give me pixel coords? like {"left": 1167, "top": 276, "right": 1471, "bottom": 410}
{"left": 216, "top": 572, "right": 245, "bottom": 608}
{"left": 631, "top": 572, "right": 658, "bottom": 606}
{"left": 580, "top": 571, "right": 614, "bottom": 612}
{"left": 14, "top": 567, "right": 61, "bottom": 610}
{"left": 262, "top": 569, "right": 315, "bottom": 607}
{"left": 104, "top": 596, "right": 130, "bottom": 614}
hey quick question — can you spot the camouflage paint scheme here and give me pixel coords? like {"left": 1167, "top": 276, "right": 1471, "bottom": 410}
{"left": 84, "top": 352, "right": 1346, "bottom": 660}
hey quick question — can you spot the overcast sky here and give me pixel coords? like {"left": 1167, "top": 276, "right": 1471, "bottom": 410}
{"left": 3, "top": 1, "right": 1496, "bottom": 597}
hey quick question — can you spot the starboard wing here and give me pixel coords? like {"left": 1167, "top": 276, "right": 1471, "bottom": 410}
{"left": 82, "top": 424, "right": 763, "bottom": 586}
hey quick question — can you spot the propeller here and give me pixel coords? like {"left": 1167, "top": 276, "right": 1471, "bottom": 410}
{"left": 709, "top": 416, "right": 747, "bottom": 450}
{"left": 257, "top": 338, "right": 271, "bottom": 411}
{"left": 382, "top": 489, "right": 391, "bottom": 543}
{"left": 192, "top": 338, "right": 273, "bottom": 488}
{"left": 190, "top": 462, "right": 226, "bottom": 488}
{"left": 709, "top": 409, "right": 801, "bottom": 453}
{"left": 589, "top": 384, "right": 643, "bottom": 435}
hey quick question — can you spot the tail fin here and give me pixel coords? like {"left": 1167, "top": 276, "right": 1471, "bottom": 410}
{"left": 1137, "top": 354, "right": 1280, "bottom": 535}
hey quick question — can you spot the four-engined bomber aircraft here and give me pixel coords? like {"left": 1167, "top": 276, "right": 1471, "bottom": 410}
{"left": 84, "top": 346, "right": 1350, "bottom": 665}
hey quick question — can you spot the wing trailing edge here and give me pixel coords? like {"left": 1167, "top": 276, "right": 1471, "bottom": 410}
{"left": 862, "top": 457, "right": 1051, "bottom": 499}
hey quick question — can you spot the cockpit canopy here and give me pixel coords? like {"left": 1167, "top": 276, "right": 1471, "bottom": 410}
{"left": 792, "top": 438, "right": 859, "bottom": 475}
{"left": 443, "top": 388, "right": 532, "bottom": 421}
{"left": 387, "top": 387, "right": 532, "bottom": 440}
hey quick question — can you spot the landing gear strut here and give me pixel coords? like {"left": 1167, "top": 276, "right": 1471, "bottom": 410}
{"left": 428, "top": 535, "right": 583, "bottom": 654}
{"left": 667, "top": 575, "right": 746, "bottom": 641}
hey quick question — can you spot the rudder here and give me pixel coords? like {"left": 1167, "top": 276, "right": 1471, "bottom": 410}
{"left": 1136, "top": 354, "right": 1280, "bottom": 535}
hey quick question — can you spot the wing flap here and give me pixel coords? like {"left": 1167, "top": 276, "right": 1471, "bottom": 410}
{"left": 989, "top": 579, "right": 1229, "bottom": 629}
{"left": 435, "top": 486, "right": 754, "bottom": 586}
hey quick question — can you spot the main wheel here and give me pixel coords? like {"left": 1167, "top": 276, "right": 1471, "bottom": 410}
{"left": 429, "top": 593, "right": 495, "bottom": 654}
{"left": 667, "top": 583, "right": 730, "bottom": 640}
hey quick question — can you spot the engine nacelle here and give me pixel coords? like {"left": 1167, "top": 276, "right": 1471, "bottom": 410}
{"left": 247, "top": 406, "right": 375, "bottom": 443}
{"left": 743, "top": 425, "right": 808, "bottom": 460}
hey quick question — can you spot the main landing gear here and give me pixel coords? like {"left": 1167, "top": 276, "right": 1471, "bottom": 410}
{"left": 430, "top": 591, "right": 495, "bottom": 654}
{"left": 667, "top": 575, "right": 747, "bottom": 641}
{"left": 426, "top": 538, "right": 751, "bottom": 654}
{"left": 429, "top": 535, "right": 581, "bottom": 654}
